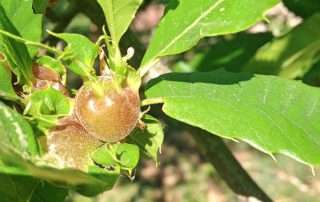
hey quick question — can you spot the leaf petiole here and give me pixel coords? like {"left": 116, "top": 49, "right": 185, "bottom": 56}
{"left": 138, "top": 59, "right": 160, "bottom": 77}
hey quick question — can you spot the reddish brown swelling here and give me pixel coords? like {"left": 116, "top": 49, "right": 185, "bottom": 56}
{"left": 75, "top": 84, "right": 140, "bottom": 143}
{"left": 46, "top": 116, "right": 102, "bottom": 171}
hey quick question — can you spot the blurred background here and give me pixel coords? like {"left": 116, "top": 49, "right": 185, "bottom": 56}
{"left": 43, "top": 0, "right": 320, "bottom": 201}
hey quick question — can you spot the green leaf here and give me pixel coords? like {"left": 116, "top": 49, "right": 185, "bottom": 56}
{"left": 0, "top": 101, "right": 39, "bottom": 156}
{"left": 0, "top": 145, "right": 118, "bottom": 197}
{"left": 0, "top": 162, "right": 40, "bottom": 202}
{"left": 97, "top": 0, "right": 143, "bottom": 44}
{"left": 117, "top": 143, "right": 139, "bottom": 171}
{"left": 24, "top": 88, "right": 70, "bottom": 129}
{"left": 145, "top": 69, "right": 320, "bottom": 166}
{"left": 0, "top": 5, "right": 33, "bottom": 84}
{"left": 139, "top": 0, "right": 280, "bottom": 75}
{"left": 283, "top": 0, "right": 320, "bottom": 19}
{"left": 32, "top": 0, "right": 49, "bottom": 14}
{"left": 174, "top": 33, "right": 273, "bottom": 73}
{"left": 243, "top": 13, "right": 320, "bottom": 79}
{"left": 0, "top": 62, "right": 19, "bottom": 101}
{"left": 126, "top": 115, "right": 164, "bottom": 164}
{"left": 92, "top": 143, "right": 140, "bottom": 172}
{"left": 0, "top": 0, "right": 42, "bottom": 58}
{"left": 91, "top": 145, "right": 121, "bottom": 170}
{"left": 48, "top": 32, "right": 98, "bottom": 78}
{"left": 29, "top": 181, "right": 68, "bottom": 202}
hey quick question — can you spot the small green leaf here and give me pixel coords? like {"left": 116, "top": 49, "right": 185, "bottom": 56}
{"left": 145, "top": 69, "right": 320, "bottom": 166}
{"left": 24, "top": 88, "right": 70, "bottom": 129}
{"left": 0, "top": 62, "right": 19, "bottom": 101}
{"left": 127, "top": 115, "right": 164, "bottom": 164}
{"left": 139, "top": 0, "right": 280, "bottom": 75}
{"left": 48, "top": 32, "right": 98, "bottom": 78}
{"left": 243, "top": 13, "right": 320, "bottom": 79}
{"left": 97, "top": 0, "right": 143, "bottom": 44}
{"left": 92, "top": 143, "right": 140, "bottom": 172}
{"left": 0, "top": 101, "right": 39, "bottom": 156}
{"left": 117, "top": 143, "right": 139, "bottom": 171}
{"left": 91, "top": 144, "right": 121, "bottom": 170}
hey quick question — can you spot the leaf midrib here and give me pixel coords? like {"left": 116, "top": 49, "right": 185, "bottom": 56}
{"left": 144, "top": 0, "right": 224, "bottom": 66}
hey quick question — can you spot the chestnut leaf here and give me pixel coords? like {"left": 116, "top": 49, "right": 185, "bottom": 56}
{"left": 145, "top": 69, "right": 320, "bottom": 166}
{"left": 24, "top": 88, "right": 70, "bottom": 130}
{"left": 0, "top": 62, "right": 20, "bottom": 102}
{"left": 48, "top": 32, "right": 99, "bottom": 78}
{"left": 0, "top": 101, "right": 39, "bottom": 156}
{"left": 0, "top": 6, "right": 33, "bottom": 85}
{"left": 0, "top": 169, "right": 40, "bottom": 202}
{"left": 0, "top": 0, "right": 42, "bottom": 84}
{"left": 0, "top": 0, "right": 42, "bottom": 58}
{"left": 97, "top": 0, "right": 143, "bottom": 44}
{"left": 126, "top": 115, "right": 164, "bottom": 164}
{"left": 139, "top": 0, "right": 280, "bottom": 75}
{"left": 0, "top": 144, "right": 118, "bottom": 197}
{"left": 92, "top": 143, "right": 140, "bottom": 173}
{"left": 29, "top": 181, "right": 68, "bottom": 202}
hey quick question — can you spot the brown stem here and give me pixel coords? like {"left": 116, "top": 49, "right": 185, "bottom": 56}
{"left": 189, "top": 127, "right": 273, "bottom": 202}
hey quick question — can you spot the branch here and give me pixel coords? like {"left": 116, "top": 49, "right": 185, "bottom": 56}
{"left": 189, "top": 127, "right": 273, "bottom": 202}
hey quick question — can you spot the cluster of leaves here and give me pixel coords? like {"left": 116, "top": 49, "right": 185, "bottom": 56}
{"left": 0, "top": 0, "right": 320, "bottom": 201}
{"left": 0, "top": 0, "right": 163, "bottom": 200}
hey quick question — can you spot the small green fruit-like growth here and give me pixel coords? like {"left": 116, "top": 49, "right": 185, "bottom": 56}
{"left": 75, "top": 78, "right": 140, "bottom": 143}
{"left": 46, "top": 117, "right": 102, "bottom": 171}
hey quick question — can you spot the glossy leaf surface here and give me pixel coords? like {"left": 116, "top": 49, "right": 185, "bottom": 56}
{"left": 127, "top": 115, "right": 164, "bottom": 164}
{"left": 97, "top": 0, "right": 143, "bottom": 44}
{"left": 140, "top": 0, "right": 280, "bottom": 75}
{"left": 145, "top": 69, "right": 320, "bottom": 166}
{"left": 0, "top": 62, "right": 19, "bottom": 101}
{"left": 49, "top": 32, "right": 98, "bottom": 78}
